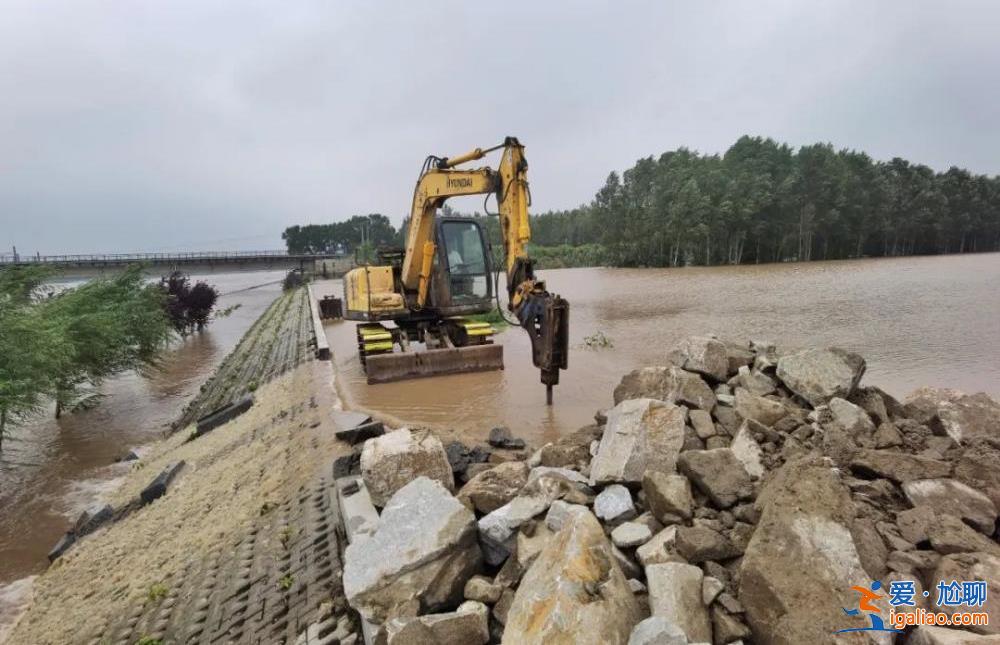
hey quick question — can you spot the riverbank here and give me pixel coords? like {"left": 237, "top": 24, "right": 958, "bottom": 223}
{"left": 7, "top": 280, "right": 1000, "bottom": 643}
{"left": 3, "top": 285, "right": 348, "bottom": 644}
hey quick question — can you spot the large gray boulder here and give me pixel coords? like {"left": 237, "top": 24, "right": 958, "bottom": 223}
{"left": 614, "top": 366, "right": 717, "bottom": 411}
{"left": 740, "top": 457, "right": 890, "bottom": 644}
{"left": 361, "top": 428, "right": 454, "bottom": 507}
{"left": 775, "top": 347, "right": 866, "bottom": 407}
{"left": 502, "top": 508, "right": 643, "bottom": 644}
{"left": 343, "top": 477, "right": 481, "bottom": 622}
{"left": 382, "top": 601, "right": 489, "bottom": 645}
{"left": 669, "top": 335, "right": 730, "bottom": 382}
{"left": 590, "top": 398, "right": 687, "bottom": 486}
{"left": 902, "top": 478, "right": 998, "bottom": 535}
{"left": 646, "top": 562, "right": 712, "bottom": 643}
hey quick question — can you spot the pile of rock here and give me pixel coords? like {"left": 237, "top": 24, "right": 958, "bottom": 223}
{"left": 338, "top": 336, "right": 1000, "bottom": 644}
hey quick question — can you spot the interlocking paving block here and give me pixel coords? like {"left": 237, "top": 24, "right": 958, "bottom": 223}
{"left": 95, "top": 470, "right": 346, "bottom": 644}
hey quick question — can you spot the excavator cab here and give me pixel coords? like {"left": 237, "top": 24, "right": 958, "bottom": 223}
{"left": 427, "top": 217, "right": 494, "bottom": 315}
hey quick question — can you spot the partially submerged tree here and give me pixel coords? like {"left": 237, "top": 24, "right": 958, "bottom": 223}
{"left": 159, "top": 271, "right": 220, "bottom": 334}
{"left": 43, "top": 267, "right": 173, "bottom": 417}
{"left": 0, "top": 266, "right": 173, "bottom": 447}
{"left": 0, "top": 267, "right": 69, "bottom": 449}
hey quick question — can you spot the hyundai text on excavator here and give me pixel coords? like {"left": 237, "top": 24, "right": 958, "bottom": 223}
{"left": 342, "top": 137, "right": 569, "bottom": 403}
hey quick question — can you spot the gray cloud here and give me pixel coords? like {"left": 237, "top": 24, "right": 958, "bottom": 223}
{"left": 2, "top": 0, "right": 998, "bottom": 254}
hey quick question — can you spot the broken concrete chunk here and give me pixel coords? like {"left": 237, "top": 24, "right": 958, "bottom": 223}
{"left": 361, "top": 428, "right": 454, "bottom": 507}
{"left": 502, "top": 509, "right": 643, "bottom": 644}
{"left": 488, "top": 426, "right": 526, "bottom": 449}
{"left": 382, "top": 600, "right": 489, "bottom": 645}
{"left": 643, "top": 471, "right": 694, "bottom": 522}
{"left": 828, "top": 396, "right": 877, "bottom": 436}
{"left": 594, "top": 484, "right": 637, "bottom": 524}
{"left": 464, "top": 575, "right": 502, "bottom": 604}
{"left": 627, "top": 616, "right": 688, "bottom": 645}
{"left": 614, "top": 366, "right": 717, "bottom": 411}
{"left": 478, "top": 494, "right": 552, "bottom": 565}
{"left": 669, "top": 336, "right": 730, "bottom": 382}
{"left": 775, "top": 347, "right": 866, "bottom": 406}
{"left": 730, "top": 422, "right": 765, "bottom": 479}
{"left": 849, "top": 449, "right": 952, "bottom": 484}
{"left": 612, "top": 521, "right": 654, "bottom": 549}
{"left": 590, "top": 398, "right": 687, "bottom": 486}
{"left": 456, "top": 461, "right": 528, "bottom": 514}
{"left": 637, "top": 526, "right": 680, "bottom": 567}
{"left": 677, "top": 449, "right": 752, "bottom": 509}
{"left": 902, "top": 478, "right": 998, "bottom": 535}
{"left": 675, "top": 525, "right": 741, "bottom": 563}
{"left": 343, "top": 477, "right": 480, "bottom": 623}
{"left": 337, "top": 476, "right": 379, "bottom": 543}
{"left": 689, "top": 409, "right": 717, "bottom": 439}
{"left": 734, "top": 389, "right": 788, "bottom": 427}
{"left": 646, "top": 562, "right": 712, "bottom": 643}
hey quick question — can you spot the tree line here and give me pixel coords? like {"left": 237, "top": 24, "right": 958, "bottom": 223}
{"left": 282, "top": 136, "right": 1000, "bottom": 269}
{"left": 529, "top": 136, "right": 1000, "bottom": 267}
{"left": 0, "top": 267, "right": 221, "bottom": 450}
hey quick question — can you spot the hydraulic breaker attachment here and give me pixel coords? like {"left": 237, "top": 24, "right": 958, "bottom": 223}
{"left": 516, "top": 290, "right": 569, "bottom": 405}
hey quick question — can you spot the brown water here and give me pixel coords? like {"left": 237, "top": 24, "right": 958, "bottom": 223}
{"left": 319, "top": 252, "right": 1000, "bottom": 448}
{"left": 0, "top": 270, "right": 285, "bottom": 636}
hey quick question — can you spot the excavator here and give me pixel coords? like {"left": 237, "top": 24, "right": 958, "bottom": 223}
{"left": 342, "top": 137, "right": 569, "bottom": 403}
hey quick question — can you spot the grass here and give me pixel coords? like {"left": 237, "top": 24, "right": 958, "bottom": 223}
{"left": 136, "top": 637, "right": 163, "bottom": 645}
{"left": 467, "top": 306, "right": 510, "bottom": 329}
{"left": 583, "top": 331, "right": 613, "bottom": 349}
{"left": 279, "top": 574, "right": 294, "bottom": 591}
{"left": 147, "top": 583, "right": 168, "bottom": 602}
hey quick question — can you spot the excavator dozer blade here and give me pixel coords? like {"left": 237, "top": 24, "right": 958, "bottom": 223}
{"left": 364, "top": 344, "right": 504, "bottom": 384}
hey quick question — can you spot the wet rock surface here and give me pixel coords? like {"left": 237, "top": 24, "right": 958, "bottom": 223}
{"left": 337, "top": 336, "right": 1000, "bottom": 645}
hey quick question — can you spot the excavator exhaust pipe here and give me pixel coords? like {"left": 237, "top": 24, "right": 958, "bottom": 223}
{"left": 364, "top": 344, "right": 504, "bottom": 384}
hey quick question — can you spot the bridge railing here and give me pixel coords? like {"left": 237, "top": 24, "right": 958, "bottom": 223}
{"left": 0, "top": 250, "right": 345, "bottom": 264}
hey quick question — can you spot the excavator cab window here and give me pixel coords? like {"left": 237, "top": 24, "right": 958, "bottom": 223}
{"left": 438, "top": 219, "right": 490, "bottom": 302}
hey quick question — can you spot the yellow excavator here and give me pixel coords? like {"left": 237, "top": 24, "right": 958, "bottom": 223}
{"left": 342, "top": 137, "right": 569, "bottom": 403}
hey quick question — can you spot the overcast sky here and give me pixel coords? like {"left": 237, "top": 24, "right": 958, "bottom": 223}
{"left": 2, "top": 1, "right": 998, "bottom": 254}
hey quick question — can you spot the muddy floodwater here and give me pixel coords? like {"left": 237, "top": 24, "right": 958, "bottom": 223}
{"left": 318, "top": 252, "right": 1000, "bottom": 448}
{"left": 0, "top": 270, "right": 286, "bottom": 637}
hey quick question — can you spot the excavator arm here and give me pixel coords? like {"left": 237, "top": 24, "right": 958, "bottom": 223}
{"left": 400, "top": 137, "right": 569, "bottom": 402}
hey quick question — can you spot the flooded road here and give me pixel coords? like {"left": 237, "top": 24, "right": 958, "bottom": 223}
{"left": 0, "top": 270, "right": 285, "bottom": 636}
{"left": 319, "top": 252, "right": 1000, "bottom": 448}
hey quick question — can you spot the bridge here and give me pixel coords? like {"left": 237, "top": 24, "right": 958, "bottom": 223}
{"left": 0, "top": 250, "right": 355, "bottom": 278}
